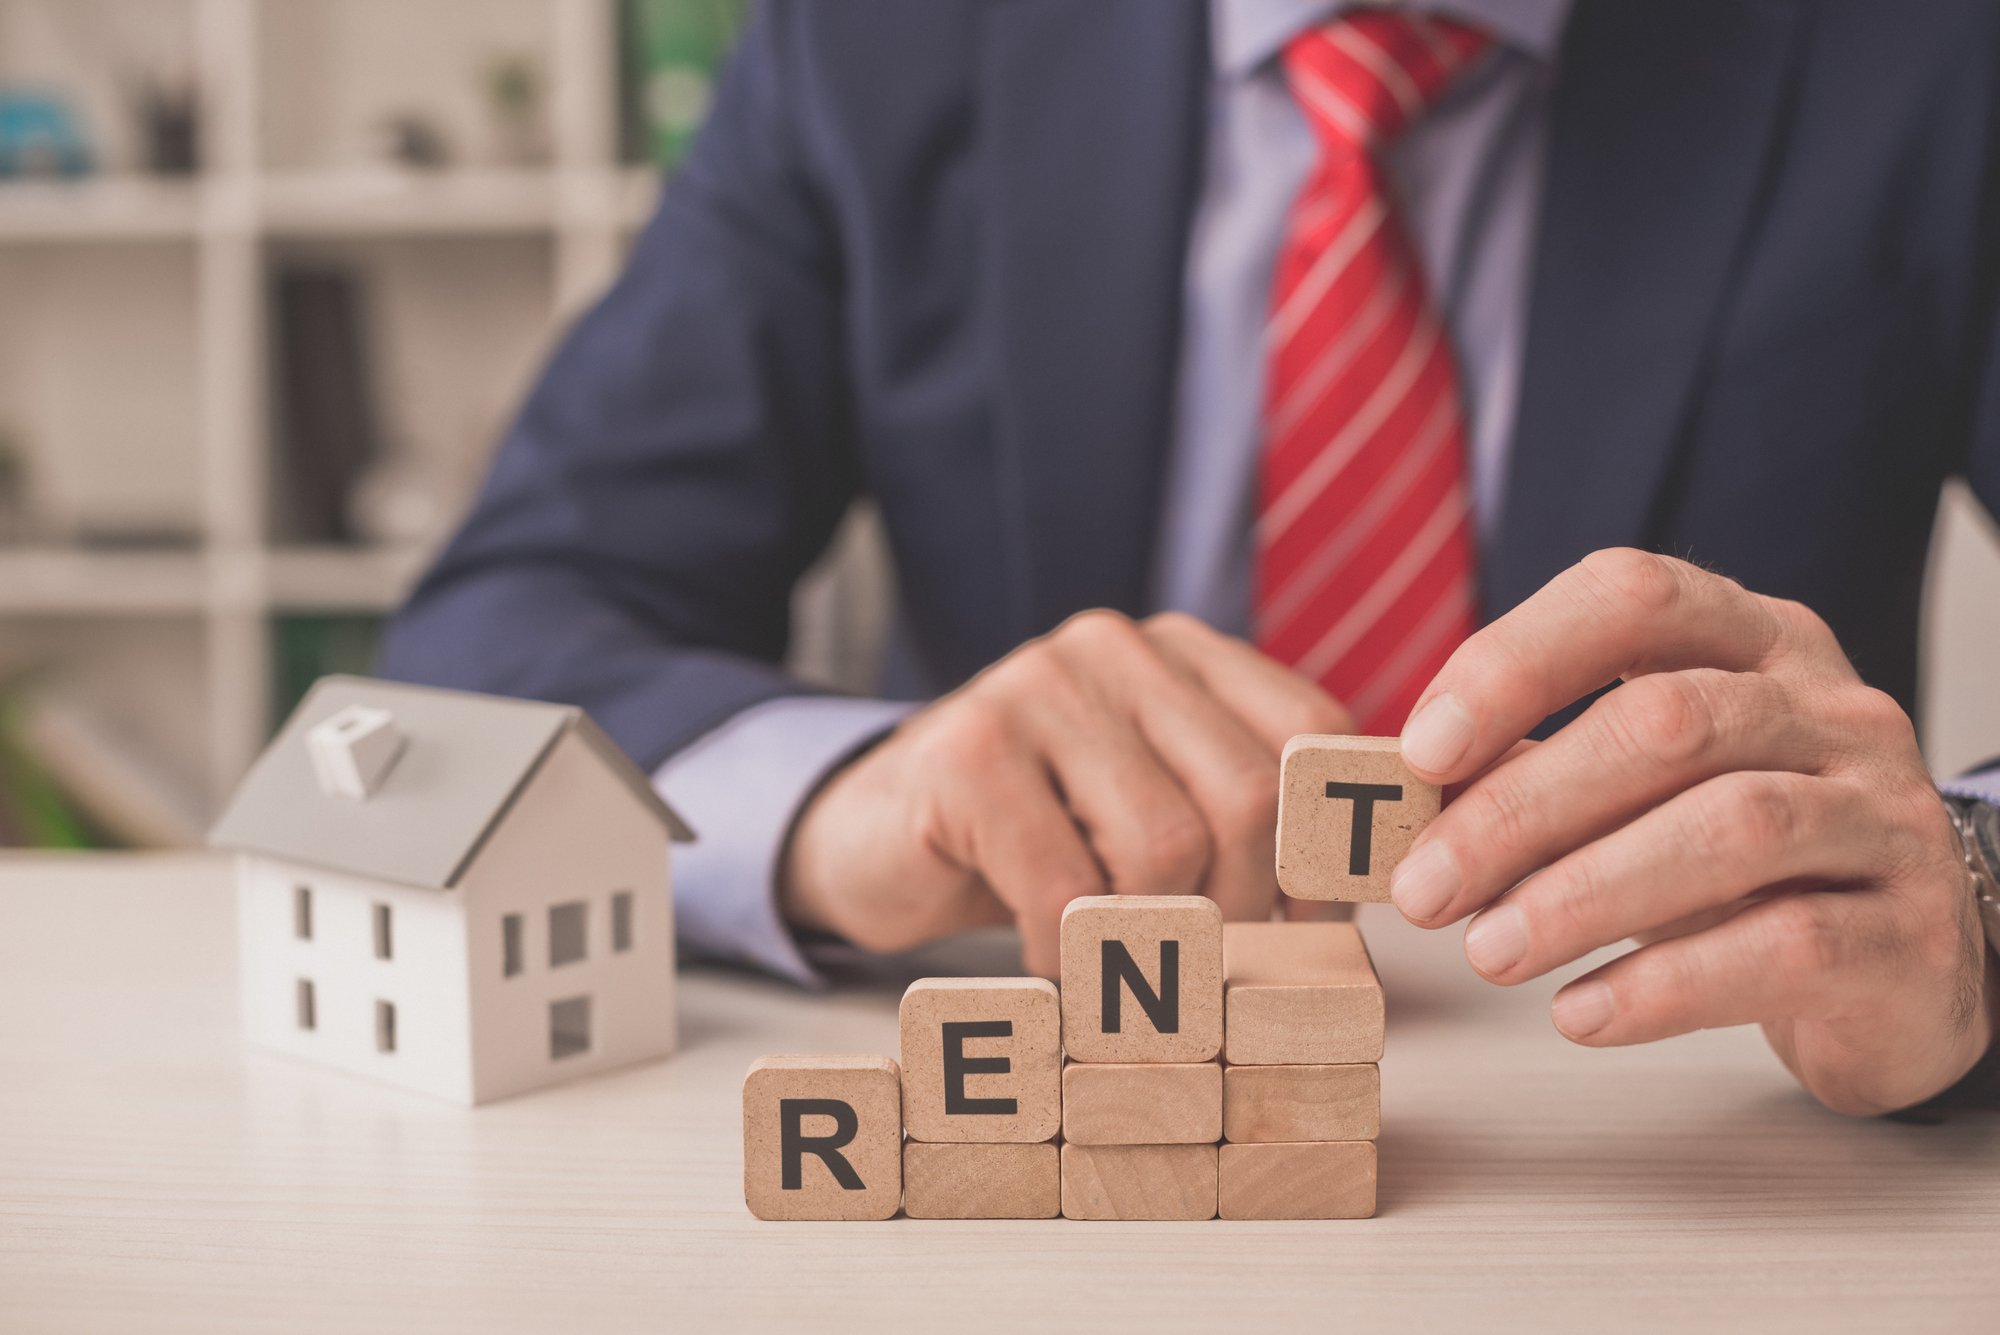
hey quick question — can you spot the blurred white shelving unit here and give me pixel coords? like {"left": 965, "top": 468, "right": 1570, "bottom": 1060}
{"left": 0, "top": 0, "right": 661, "bottom": 813}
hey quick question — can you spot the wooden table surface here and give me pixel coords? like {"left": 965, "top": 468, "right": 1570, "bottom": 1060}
{"left": 2, "top": 853, "right": 1997, "bottom": 1334}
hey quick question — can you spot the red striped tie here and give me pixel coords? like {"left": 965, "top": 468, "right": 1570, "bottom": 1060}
{"left": 1253, "top": 13, "right": 1490, "bottom": 735}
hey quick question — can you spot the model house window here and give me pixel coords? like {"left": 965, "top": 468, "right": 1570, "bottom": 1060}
{"left": 611, "top": 892, "right": 634, "bottom": 952}
{"left": 372, "top": 903, "right": 393, "bottom": 961}
{"left": 549, "top": 901, "right": 587, "bottom": 967}
{"left": 502, "top": 913, "right": 524, "bottom": 977}
{"left": 376, "top": 1000, "right": 397, "bottom": 1054}
{"left": 294, "top": 885, "right": 312, "bottom": 940}
{"left": 550, "top": 996, "right": 591, "bottom": 1060}
{"left": 296, "top": 978, "right": 316, "bottom": 1031}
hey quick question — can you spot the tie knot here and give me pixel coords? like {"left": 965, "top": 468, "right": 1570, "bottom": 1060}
{"left": 1283, "top": 10, "right": 1491, "bottom": 150}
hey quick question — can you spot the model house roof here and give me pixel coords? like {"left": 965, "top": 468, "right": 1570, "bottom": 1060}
{"left": 209, "top": 676, "right": 693, "bottom": 889}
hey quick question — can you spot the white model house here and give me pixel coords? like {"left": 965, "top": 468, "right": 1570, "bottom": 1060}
{"left": 210, "top": 675, "right": 694, "bottom": 1105}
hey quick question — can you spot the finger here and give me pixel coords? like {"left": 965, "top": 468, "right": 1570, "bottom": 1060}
{"left": 1004, "top": 636, "right": 1215, "bottom": 901}
{"left": 1395, "top": 669, "right": 1828, "bottom": 925}
{"left": 1037, "top": 711, "right": 1213, "bottom": 899}
{"left": 1400, "top": 549, "right": 1802, "bottom": 785}
{"left": 1143, "top": 612, "right": 1355, "bottom": 750}
{"left": 1462, "top": 771, "right": 1900, "bottom": 983}
{"left": 1443, "top": 737, "right": 1537, "bottom": 804}
{"left": 932, "top": 738, "right": 1107, "bottom": 978}
{"left": 1047, "top": 613, "right": 1284, "bottom": 921}
{"left": 1546, "top": 889, "right": 1897, "bottom": 1047}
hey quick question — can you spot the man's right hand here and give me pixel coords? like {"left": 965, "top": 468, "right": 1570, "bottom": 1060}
{"left": 779, "top": 610, "right": 1354, "bottom": 975}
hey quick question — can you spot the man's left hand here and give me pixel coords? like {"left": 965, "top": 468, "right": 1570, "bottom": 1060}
{"left": 1390, "top": 548, "right": 1998, "bottom": 1115}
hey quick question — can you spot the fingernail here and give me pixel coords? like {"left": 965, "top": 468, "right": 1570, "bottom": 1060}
{"left": 1463, "top": 904, "right": 1527, "bottom": 977}
{"left": 1551, "top": 981, "right": 1614, "bottom": 1039}
{"left": 1401, "top": 692, "right": 1475, "bottom": 776}
{"left": 1390, "top": 840, "right": 1459, "bottom": 924}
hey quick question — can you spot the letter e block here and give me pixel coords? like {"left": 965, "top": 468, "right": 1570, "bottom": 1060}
{"left": 743, "top": 1056, "right": 902, "bottom": 1221}
{"left": 1277, "top": 735, "right": 1440, "bottom": 901}
{"left": 1059, "top": 895, "right": 1222, "bottom": 1064}
{"left": 899, "top": 978, "right": 1061, "bottom": 1143}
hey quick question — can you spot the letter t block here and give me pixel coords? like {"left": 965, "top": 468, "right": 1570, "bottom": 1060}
{"left": 1276, "top": 735, "right": 1441, "bottom": 901}
{"left": 743, "top": 1056, "right": 902, "bottom": 1221}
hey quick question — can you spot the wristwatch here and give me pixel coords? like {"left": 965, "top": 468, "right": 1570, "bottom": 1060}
{"left": 1942, "top": 793, "right": 2000, "bottom": 964}
{"left": 1916, "top": 794, "right": 2000, "bottom": 1114}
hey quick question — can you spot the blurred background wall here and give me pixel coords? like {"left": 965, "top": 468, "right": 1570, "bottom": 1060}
{"left": 0, "top": 0, "right": 1992, "bottom": 849}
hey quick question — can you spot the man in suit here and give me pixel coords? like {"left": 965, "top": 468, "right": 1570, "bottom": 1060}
{"left": 383, "top": 0, "right": 2000, "bottom": 1114}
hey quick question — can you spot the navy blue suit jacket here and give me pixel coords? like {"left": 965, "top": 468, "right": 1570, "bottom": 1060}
{"left": 384, "top": 0, "right": 2000, "bottom": 773}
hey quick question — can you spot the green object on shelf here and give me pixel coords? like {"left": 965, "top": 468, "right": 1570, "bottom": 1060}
{"left": 621, "top": 0, "right": 752, "bottom": 169}
{"left": 0, "top": 693, "right": 99, "bottom": 850}
{"left": 271, "top": 615, "right": 385, "bottom": 734}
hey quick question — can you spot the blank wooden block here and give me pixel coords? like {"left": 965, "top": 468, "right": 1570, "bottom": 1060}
{"left": 1062, "top": 1061, "right": 1222, "bottom": 1145}
{"left": 899, "top": 977, "right": 1061, "bottom": 1143}
{"left": 1059, "top": 895, "right": 1222, "bottom": 1064}
{"left": 1276, "top": 735, "right": 1440, "bottom": 901}
{"left": 742, "top": 1056, "right": 902, "bottom": 1221}
{"left": 902, "top": 1141, "right": 1060, "bottom": 1220}
{"left": 1217, "top": 1142, "right": 1377, "bottom": 1220}
{"left": 1222, "top": 1064, "right": 1379, "bottom": 1143}
{"left": 1223, "top": 921, "right": 1383, "bottom": 1065}
{"left": 1060, "top": 1143, "right": 1218, "bottom": 1221}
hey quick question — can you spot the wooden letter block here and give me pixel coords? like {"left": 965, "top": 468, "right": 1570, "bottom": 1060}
{"left": 743, "top": 1056, "right": 902, "bottom": 1221}
{"left": 1059, "top": 895, "right": 1222, "bottom": 1063}
{"left": 902, "top": 1141, "right": 1060, "bottom": 1220}
{"left": 899, "top": 977, "right": 1061, "bottom": 1143}
{"left": 1217, "top": 1141, "right": 1377, "bottom": 1219}
{"left": 1060, "top": 1143, "right": 1218, "bottom": 1221}
{"left": 1223, "top": 921, "right": 1383, "bottom": 1065}
{"left": 1222, "top": 1064, "right": 1379, "bottom": 1143}
{"left": 1062, "top": 1061, "right": 1222, "bottom": 1145}
{"left": 1277, "top": 735, "right": 1439, "bottom": 901}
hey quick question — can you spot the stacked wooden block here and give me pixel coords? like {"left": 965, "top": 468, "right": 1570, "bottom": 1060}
{"left": 743, "top": 734, "right": 1434, "bottom": 1223}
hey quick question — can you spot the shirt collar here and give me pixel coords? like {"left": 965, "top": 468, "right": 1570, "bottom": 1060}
{"left": 1211, "top": 0, "right": 1573, "bottom": 77}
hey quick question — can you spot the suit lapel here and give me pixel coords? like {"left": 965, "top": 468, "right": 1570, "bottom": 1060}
{"left": 1490, "top": 0, "right": 1806, "bottom": 616}
{"left": 980, "top": 0, "right": 1209, "bottom": 638}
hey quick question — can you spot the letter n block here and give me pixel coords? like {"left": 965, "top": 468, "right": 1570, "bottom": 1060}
{"left": 1059, "top": 895, "right": 1222, "bottom": 1063}
{"left": 1276, "top": 735, "right": 1440, "bottom": 901}
{"left": 742, "top": 1056, "right": 902, "bottom": 1221}
{"left": 899, "top": 978, "right": 1061, "bottom": 1142}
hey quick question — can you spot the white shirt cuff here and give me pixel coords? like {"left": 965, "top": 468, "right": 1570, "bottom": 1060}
{"left": 653, "top": 695, "right": 916, "bottom": 986}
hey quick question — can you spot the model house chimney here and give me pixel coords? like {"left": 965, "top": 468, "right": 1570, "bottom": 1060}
{"left": 307, "top": 705, "right": 406, "bottom": 800}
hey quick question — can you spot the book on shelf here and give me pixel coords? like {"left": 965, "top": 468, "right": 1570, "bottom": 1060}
{"left": 272, "top": 615, "right": 385, "bottom": 732}
{"left": 269, "top": 263, "right": 384, "bottom": 545}
{"left": 620, "top": 0, "right": 752, "bottom": 169}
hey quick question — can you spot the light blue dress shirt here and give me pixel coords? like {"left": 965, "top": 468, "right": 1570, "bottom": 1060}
{"left": 658, "top": 0, "right": 1573, "bottom": 984}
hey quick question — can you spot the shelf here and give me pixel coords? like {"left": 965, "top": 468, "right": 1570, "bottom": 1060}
{"left": 264, "top": 545, "right": 431, "bottom": 612}
{"left": 0, "top": 168, "right": 665, "bottom": 244}
{"left": 0, "top": 179, "right": 204, "bottom": 245}
{"left": 0, "top": 549, "right": 207, "bottom": 616}
{"left": 257, "top": 168, "right": 563, "bottom": 237}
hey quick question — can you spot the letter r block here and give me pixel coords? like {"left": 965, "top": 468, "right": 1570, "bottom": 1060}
{"left": 1276, "top": 735, "right": 1441, "bottom": 901}
{"left": 899, "top": 978, "right": 1061, "bottom": 1142}
{"left": 742, "top": 1056, "right": 902, "bottom": 1220}
{"left": 1059, "top": 896, "right": 1222, "bottom": 1063}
